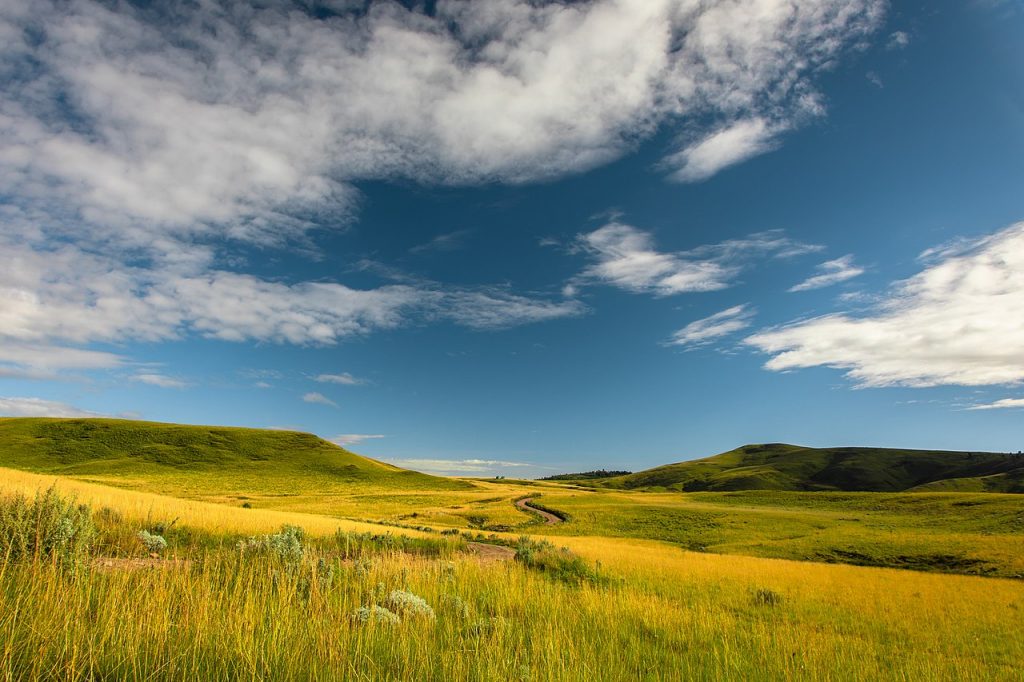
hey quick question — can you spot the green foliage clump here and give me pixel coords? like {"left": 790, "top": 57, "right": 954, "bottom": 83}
{"left": 351, "top": 605, "right": 400, "bottom": 625}
{"left": 385, "top": 589, "right": 435, "bottom": 619}
{"left": 514, "top": 536, "right": 604, "bottom": 585}
{"left": 137, "top": 530, "right": 168, "bottom": 554}
{"left": 237, "top": 525, "right": 305, "bottom": 565}
{"left": 0, "top": 487, "right": 95, "bottom": 568}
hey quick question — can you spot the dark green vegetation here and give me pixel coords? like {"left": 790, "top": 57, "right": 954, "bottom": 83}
{"left": 539, "top": 469, "right": 632, "bottom": 481}
{"left": 598, "top": 443, "right": 1024, "bottom": 493}
{"left": 0, "top": 417, "right": 469, "bottom": 495}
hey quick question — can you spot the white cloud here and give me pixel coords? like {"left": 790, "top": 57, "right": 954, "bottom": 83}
{"left": 747, "top": 222, "right": 1024, "bottom": 387}
{"left": 0, "top": 237, "right": 581, "bottom": 372}
{"left": 315, "top": 373, "right": 365, "bottom": 386}
{"left": 302, "top": 392, "right": 337, "bottom": 407}
{"left": 386, "top": 457, "right": 534, "bottom": 475}
{"left": 0, "top": 0, "right": 884, "bottom": 369}
{"left": 668, "top": 305, "right": 755, "bottom": 348}
{"left": 665, "top": 118, "right": 782, "bottom": 182}
{"left": 887, "top": 30, "right": 910, "bottom": 50}
{"left": 133, "top": 373, "right": 187, "bottom": 389}
{"left": 789, "top": 255, "right": 864, "bottom": 292}
{"left": 967, "top": 398, "right": 1024, "bottom": 411}
{"left": 0, "top": 0, "right": 882, "bottom": 241}
{"left": 330, "top": 434, "right": 386, "bottom": 447}
{"left": 573, "top": 223, "right": 821, "bottom": 296}
{"left": 0, "top": 396, "right": 102, "bottom": 418}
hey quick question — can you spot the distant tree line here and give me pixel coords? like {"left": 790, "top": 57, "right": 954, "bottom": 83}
{"left": 540, "top": 469, "right": 632, "bottom": 481}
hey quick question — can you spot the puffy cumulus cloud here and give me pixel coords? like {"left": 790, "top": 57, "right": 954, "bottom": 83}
{"left": 0, "top": 0, "right": 883, "bottom": 376}
{"left": 0, "top": 396, "right": 102, "bottom": 418}
{"left": 747, "top": 222, "right": 1024, "bottom": 387}
{"left": 789, "top": 255, "right": 864, "bottom": 292}
{"left": 573, "top": 223, "right": 821, "bottom": 296}
{"left": 0, "top": 0, "right": 883, "bottom": 243}
{"left": 668, "top": 304, "right": 754, "bottom": 348}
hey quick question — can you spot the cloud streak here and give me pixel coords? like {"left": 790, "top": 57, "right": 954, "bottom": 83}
{"left": 747, "top": 222, "right": 1024, "bottom": 387}
{"left": 789, "top": 255, "right": 864, "bottom": 292}
{"left": 0, "top": 396, "right": 102, "bottom": 418}
{"left": 572, "top": 223, "right": 821, "bottom": 296}
{"left": 668, "top": 305, "right": 755, "bottom": 348}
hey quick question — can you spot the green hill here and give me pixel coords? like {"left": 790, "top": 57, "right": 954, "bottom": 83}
{"left": 599, "top": 443, "right": 1024, "bottom": 493}
{"left": 0, "top": 417, "right": 470, "bottom": 496}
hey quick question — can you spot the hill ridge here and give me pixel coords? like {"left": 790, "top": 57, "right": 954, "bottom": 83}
{"left": 596, "top": 443, "right": 1024, "bottom": 493}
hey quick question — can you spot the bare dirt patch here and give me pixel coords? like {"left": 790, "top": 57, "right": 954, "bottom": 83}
{"left": 92, "top": 557, "right": 193, "bottom": 572}
{"left": 467, "top": 542, "right": 516, "bottom": 563}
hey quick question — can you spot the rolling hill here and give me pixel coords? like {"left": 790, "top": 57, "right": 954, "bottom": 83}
{"left": 0, "top": 417, "right": 470, "bottom": 496}
{"left": 597, "top": 443, "right": 1024, "bottom": 493}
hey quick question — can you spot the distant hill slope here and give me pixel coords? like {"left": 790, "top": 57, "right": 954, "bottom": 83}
{"left": 0, "top": 418, "right": 469, "bottom": 494}
{"left": 599, "top": 443, "right": 1024, "bottom": 493}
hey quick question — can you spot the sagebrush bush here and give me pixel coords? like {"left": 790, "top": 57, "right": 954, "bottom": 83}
{"left": 237, "top": 524, "right": 305, "bottom": 565}
{"left": 137, "top": 530, "right": 168, "bottom": 554}
{"left": 385, "top": 590, "right": 435, "bottom": 619}
{"left": 351, "top": 605, "right": 400, "bottom": 625}
{"left": 0, "top": 487, "right": 95, "bottom": 568}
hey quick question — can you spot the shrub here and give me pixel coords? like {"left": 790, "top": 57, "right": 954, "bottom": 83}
{"left": 0, "top": 487, "right": 95, "bottom": 568}
{"left": 351, "top": 605, "right": 400, "bottom": 625}
{"left": 237, "top": 524, "right": 305, "bottom": 565}
{"left": 438, "top": 594, "right": 470, "bottom": 619}
{"left": 752, "top": 588, "right": 782, "bottom": 607}
{"left": 137, "top": 530, "right": 168, "bottom": 554}
{"left": 514, "top": 537, "right": 604, "bottom": 585}
{"left": 385, "top": 589, "right": 435, "bottom": 619}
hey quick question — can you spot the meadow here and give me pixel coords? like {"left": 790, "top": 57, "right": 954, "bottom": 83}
{"left": 1, "top": 419, "right": 1023, "bottom": 680}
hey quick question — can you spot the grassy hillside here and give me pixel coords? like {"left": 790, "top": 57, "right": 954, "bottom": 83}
{"left": 600, "top": 443, "right": 1024, "bottom": 492}
{"left": 0, "top": 418, "right": 471, "bottom": 498}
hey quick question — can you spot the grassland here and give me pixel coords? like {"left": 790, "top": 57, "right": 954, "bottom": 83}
{"left": 1, "top": 417, "right": 1023, "bottom": 679}
{"left": 1, "top": 476, "right": 1022, "bottom": 681}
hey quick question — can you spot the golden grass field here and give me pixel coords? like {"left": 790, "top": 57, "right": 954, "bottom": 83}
{"left": 1, "top": 465, "right": 1023, "bottom": 680}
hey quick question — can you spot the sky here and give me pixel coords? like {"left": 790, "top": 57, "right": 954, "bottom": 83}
{"left": 1, "top": 0, "right": 1023, "bottom": 477}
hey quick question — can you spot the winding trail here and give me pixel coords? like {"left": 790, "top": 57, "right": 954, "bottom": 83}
{"left": 515, "top": 497, "right": 563, "bottom": 525}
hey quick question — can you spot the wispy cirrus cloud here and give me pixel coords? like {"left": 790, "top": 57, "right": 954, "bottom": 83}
{"left": 789, "top": 255, "right": 864, "bottom": 292}
{"left": 132, "top": 373, "right": 188, "bottom": 389}
{"left": 571, "top": 223, "right": 821, "bottom": 296}
{"left": 315, "top": 373, "right": 365, "bottom": 386}
{"left": 668, "top": 305, "right": 755, "bottom": 348}
{"left": 967, "top": 398, "right": 1024, "bottom": 411}
{"left": 747, "top": 222, "right": 1024, "bottom": 388}
{"left": 330, "top": 434, "right": 386, "bottom": 447}
{"left": 302, "top": 392, "right": 337, "bottom": 407}
{"left": 385, "top": 458, "right": 535, "bottom": 476}
{"left": 0, "top": 396, "right": 103, "bottom": 418}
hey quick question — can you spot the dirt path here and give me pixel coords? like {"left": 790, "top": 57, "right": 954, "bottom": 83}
{"left": 467, "top": 542, "right": 516, "bottom": 563}
{"left": 515, "top": 497, "right": 563, "bottom": 525}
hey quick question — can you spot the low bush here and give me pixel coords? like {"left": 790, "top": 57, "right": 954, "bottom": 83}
{"left": 137, "top": 530, "right": 168, "bottom": 554}
{"left": 385, "top": 589, "right": 435, "bottom": 619}
{"left": 0, "top": 487, "right": 95, "bottom": 568}
{"left": 514, "top": 536, "right": 604, "bottom": 585}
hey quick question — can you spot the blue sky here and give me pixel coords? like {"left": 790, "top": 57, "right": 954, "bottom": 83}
{"left": 1, "top": 0, "right": 1022, "bottom": 476}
